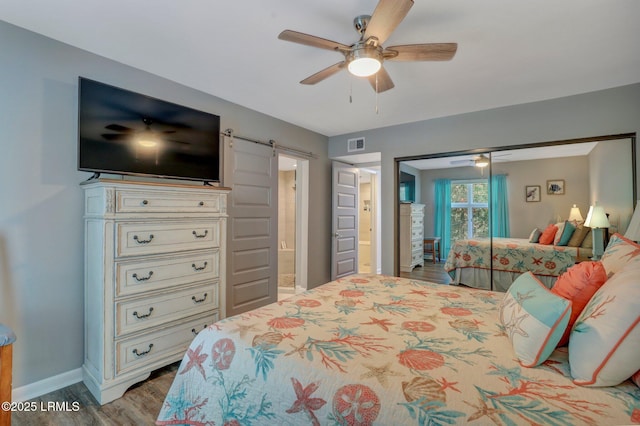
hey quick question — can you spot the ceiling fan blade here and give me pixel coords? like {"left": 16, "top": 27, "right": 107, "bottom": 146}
{"left": 385, "top": 43, "right": 458, "bottom": 61}
{"left": 278, "top": 30, "right": 350, "bottom": 52}
{"left": 300, "top": 62, "right": 347, "bottom": 85}
{"left": 101, "top": 133, "right": 131, "bottom": 141}
{"left": 104, "top": 124, "right": 134, "bottom": 132}
{"left": 367, "top": 66, "right": 395, "bottom": 93}
{"left": 450, "top": 158, "right": 473, "bottom": 165}
{"left": 364, "top": 0, "right": 414, "bottom": 45}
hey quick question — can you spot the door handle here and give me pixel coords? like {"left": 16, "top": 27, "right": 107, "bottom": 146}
{"left": 333, "top": 232, "right": 341, "bottom": 238}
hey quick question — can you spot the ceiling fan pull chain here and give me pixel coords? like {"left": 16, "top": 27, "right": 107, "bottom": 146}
{"left": 349, "top": 78, "right": 353, "bottom": 104}
{"left": 375, "top": 74, "right": 379, "bottom": 114}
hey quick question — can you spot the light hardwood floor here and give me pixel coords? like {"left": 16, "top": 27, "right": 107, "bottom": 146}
{"left": 12, "top": 362, "right": 179, "bottom": 425}
{"left": 400, "top": 260, "right": 452, "bottom": 285}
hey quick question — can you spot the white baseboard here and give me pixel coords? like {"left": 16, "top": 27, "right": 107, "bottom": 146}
{"left": 12, "top": 368, "right": 83, "bottom": 402}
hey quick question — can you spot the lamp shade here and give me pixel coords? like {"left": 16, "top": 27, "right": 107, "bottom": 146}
{"left": 568, "top": 204, "right": 583, "bottom": 223}
{"left": 584, "top": 203, "right": 610, "bottom": 229}
{"left": 624, "top": 200, "right": 640, "bottom": 242}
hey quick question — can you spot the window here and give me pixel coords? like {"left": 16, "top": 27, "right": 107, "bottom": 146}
{"left": 450, "top": 180, "right": 489, "bottom": 242}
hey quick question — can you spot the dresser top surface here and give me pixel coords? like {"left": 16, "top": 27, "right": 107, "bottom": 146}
{"left": 81, "top": 178, "right": 231, "bottom": 192}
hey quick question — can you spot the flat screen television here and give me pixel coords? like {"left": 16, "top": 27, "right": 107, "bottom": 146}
{"left": 78, "top": 77, "right": 221, "bottom": 182}
{"left": 399, "top": 171, "right": 416, "bottom": 202}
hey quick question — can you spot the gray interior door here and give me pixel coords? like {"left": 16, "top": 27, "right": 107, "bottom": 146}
{"left": 331, "top": 162, "right": 359, "bottom": 280}
{"left": 224, "top": 136, "right": 278, "bottom": 316}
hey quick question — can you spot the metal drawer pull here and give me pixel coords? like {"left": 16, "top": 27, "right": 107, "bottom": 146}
{"left": 132, "top": 271, "right": 154, "bottom": 281}
{"left": 192, "top": 230, "right": 208, "bottom": 238}
{"left": 132, "top": 343, "right": 153, "bottom": 357}
{"left": 191, "top": 262, "right": 207, "bottom": 271}
{"left": 192, "top": 325, "right": 207, "bottom": 336}
{"left": 192, "top": 293, "right": 208, "bottom": 303}
{"left": 198, "top": 201, "right": 204, "bottom": 206}
{"left": 132, "top": 307, "right": 154, "bottom": 319}
{"left": 142, "top": 199, "right": 149, "bottom": 205}
{"left": 133, "top": 234, "right": 154, "bottom": 244}
{"left": 192, "top": 262, "right": 208, "bottom": 271}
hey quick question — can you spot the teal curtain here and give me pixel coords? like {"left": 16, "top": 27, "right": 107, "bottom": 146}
{"left": 434, "top": 179, "right": 452, "bottom": 258}
{"left": 491, "top": 174, "right": 510, "bottom": 237}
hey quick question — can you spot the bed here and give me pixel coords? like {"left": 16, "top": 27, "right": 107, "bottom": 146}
{"left": 156, "top": 273, "right": 638, "bottom": 426}
{"left": 443, "top": 238, "right": 592, "bottom": 292}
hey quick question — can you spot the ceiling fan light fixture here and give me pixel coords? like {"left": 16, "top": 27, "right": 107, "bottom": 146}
{"left": 137, "top": 129, "right": 158, "bottom": 148}
{"left": 347, "top": 45, "right": 382, "bottom": 77}
{"left": 475, "top": 155, "right": 489, "bottom": 168}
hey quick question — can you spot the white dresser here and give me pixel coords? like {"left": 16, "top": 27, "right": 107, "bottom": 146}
{"left": 400, "top": 203, "right": 425, "bottom": 272}
{"left": 81, "top": 179, "right": 229, "bottom": 404}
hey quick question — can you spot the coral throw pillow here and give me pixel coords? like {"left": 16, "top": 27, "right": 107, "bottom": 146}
{"left": 551, "top": 261, "right": 607, "bottom": 346}
{"left": 538, "top": 224, "right": 558, "bottom": 245}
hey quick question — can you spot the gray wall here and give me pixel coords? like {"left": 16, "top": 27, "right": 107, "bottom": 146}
{"left": 0, "top": 21, "right": 331, "bottom": 388}
{"left": 328, "top": 83, "right": 640, "bottom": 274}
{"left": 589, "top": 139, "right": 635, "bottom": 233}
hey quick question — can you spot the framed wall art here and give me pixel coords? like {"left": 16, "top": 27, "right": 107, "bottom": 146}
{"left": 525, "top": 185, "right": 541, "bottom": 202}
{"left": 546, "top": 179, "right": 565, "bottom": 195}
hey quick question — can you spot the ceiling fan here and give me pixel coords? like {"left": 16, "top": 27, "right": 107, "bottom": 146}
{"left": 278, "top": 0, "right": 458, "bottom": 93}
{"left": 450, "top": 153, "right": 512, "bottom": 167}
{"left": 101, "top": 117, "right": 186, "bottom": 147}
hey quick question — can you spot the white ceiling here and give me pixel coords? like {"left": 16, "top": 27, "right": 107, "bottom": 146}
{"left": 1, "top": 1, "right": 639, "bottom": 137}
{"left": 405, "top": 141, "right": 599, "bottom": 170}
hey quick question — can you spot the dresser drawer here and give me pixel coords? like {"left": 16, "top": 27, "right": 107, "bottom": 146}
{"left": 115, "top": 281, "right": 217, "bottom": 337}
{"left": 116, "top": 220, "right": 219, "bottom": 257}
{"left": 412, "top": 240, "right": 422, "bottom": 252}
{"left": 412, "top": 248, "right": 423, "bottom": 258}
{"left": 116, "top": 189, "right": 222, "bottom": 214}
{"left": 116, "top": 250, "right": 219, "bottom": 297}
{"left": 115, "top": 313, "right": 217, "bottom": 376}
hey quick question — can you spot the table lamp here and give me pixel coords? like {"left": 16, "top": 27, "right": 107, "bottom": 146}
{"left": 568, "top": 204, "right": 583, "bottom": 224}
{"left": 584, "top": 202, "right": 610, "bottom": 260}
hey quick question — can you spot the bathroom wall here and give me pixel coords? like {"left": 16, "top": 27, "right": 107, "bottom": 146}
{"left": 278, "top": 170, "right": 296, "bottom": 249}
{"left": 359, "top": 182, "right": 372, "bottom": 242}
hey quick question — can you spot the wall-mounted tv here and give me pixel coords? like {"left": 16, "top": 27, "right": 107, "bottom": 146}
{"left": 399, "top": 171, "right": 416, "bottom": 202}
{"left": 78, "top": 77, "right": 221, "bottom": 182}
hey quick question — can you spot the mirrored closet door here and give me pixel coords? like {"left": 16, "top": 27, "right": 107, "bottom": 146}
{"left": 397, "top": 135, "right": 637, "bottom": 292}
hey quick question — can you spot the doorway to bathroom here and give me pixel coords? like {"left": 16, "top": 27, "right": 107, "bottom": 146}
{"left": 358, "top": 170, "right": 374, "bottom": 273}
{"left": 278, "top": 154, "right": 309, "bottom": 299}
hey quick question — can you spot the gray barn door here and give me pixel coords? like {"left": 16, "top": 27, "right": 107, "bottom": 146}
{"left": 224, "top": 136, "right": 278, "bottom": 317}
{"left": 331, "top": 162, "right": 359, "bottom": 280}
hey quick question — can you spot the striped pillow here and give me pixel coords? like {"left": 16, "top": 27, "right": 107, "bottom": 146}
{"left": 500, "top": 272, "right": 571, "bottom": 367}
{"left": 569, "top": 257, "right": 640, "bottom": 386}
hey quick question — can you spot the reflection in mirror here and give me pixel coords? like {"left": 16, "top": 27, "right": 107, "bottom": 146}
{"left": 397, "top": 136, "right": 636, "bottom": 292}
{"left": 488, "top": 138, "right": 635, "bottom": 292}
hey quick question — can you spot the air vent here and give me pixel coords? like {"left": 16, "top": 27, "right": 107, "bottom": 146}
{"left": 347, "top": 137, "right": 365, "bottom": 152}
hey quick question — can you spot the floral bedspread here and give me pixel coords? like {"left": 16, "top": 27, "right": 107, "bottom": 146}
{"left": 156, "top": 274, "right": 639, "bottom": 426}
{"left": 444, "top": 238, "right": 581, "bottom": 278}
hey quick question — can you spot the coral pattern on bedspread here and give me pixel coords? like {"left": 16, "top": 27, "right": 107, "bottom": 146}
{"left": 444, "top": 238, "right": 578, "bottom": 278}
{"left": 156, "top": 274, "right": 639, "bottom": 426}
